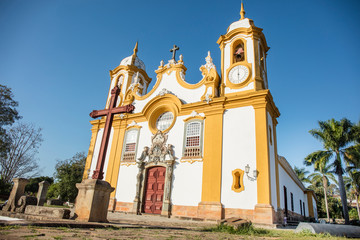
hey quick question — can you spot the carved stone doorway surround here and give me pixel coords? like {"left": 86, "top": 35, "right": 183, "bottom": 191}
{"left": 132, "top": 131, "right": 176, "bottom": 217}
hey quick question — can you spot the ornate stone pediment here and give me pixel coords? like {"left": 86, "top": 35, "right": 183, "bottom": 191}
{"left": 138, "top": 131, "right": 175, "bottom": 165}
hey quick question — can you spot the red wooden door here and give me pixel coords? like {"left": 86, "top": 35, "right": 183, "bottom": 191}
{"left": 143, "top": 166, "right": 166, "bottom": 214}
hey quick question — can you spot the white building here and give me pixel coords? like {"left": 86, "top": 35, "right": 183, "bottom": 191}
{"left": 83, "top": 4, "right": 317, "bottom": 225}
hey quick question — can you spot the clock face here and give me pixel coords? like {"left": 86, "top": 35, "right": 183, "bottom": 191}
{"left": 228, "top": 65, "right": 250, "bottom": 84}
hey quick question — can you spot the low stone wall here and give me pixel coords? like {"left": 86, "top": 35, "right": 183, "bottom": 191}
{"left": 24, "top": 205, "right": 71, "bottom": 219}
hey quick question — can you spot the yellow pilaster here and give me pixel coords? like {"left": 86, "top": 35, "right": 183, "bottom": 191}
{"left": 254, "top": 103, "right": 271, "bottom": 205}
{"left": 306, "top": 191, "right": 314, "bottom": 217}
{"left": 201, "top": 107, "right": 224, "bottom": 202}
{"left": 83, "top": 122, "right": 100, "bottom": 179}
{"left": 105, "top": 119, "right": 127, "bottom": 198}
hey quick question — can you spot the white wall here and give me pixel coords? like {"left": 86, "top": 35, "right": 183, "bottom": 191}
{"left": 221, "top": 106, "right": 257, "bottom": 209}
{"left": 267, "top": 112, "right": 277, "bottom": 209}
{"left": 102, "top": 128, "right": 114, "bottom": 180}
{"left": 115, "top": 164, "right": 138, "bottom": 202}
{"left": 89, "top": 128, "right": 103, "bottom": 177}
{"left": 278, "top": 164, "right": 307, "bottom": 215}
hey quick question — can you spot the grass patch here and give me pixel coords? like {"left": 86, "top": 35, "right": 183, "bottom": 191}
{"left": 206, "top": 223, "right": 347, "bottom": 239}
{"left": 0, "top": 225, "right": 20, "bottom": 230}
{"left": 207, "top": 223, "right": 268, "bottom": 235}
{"left": 44, "top": 204, "right": 70, "bottom": 208}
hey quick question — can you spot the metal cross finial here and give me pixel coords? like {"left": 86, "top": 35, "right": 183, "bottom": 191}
{"left": 170, "top": 45, "right": 180, "bottom": 61}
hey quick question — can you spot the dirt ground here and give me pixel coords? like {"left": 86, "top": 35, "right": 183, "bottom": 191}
{"left": 0, "top": 225, "right": 253, "bottom": 240}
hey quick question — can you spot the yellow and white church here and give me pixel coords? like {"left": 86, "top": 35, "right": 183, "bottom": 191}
{"left": 82, "top": 4, "right": 317, "bottom": 225}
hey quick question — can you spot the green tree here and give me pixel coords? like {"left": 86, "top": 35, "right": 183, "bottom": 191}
{"left": 0, "top": 85, "right": 21, "bottom": 158}
{"left": 305, "top": 156, "right": 336, "bottom": 222}
{"left": 293, "top": 166, "right": 310, "bottom": 184}
{"left": 48, "top": 152, "right": 86, "bottom": 202}
{"left": 25, "top": 176, "right": 54, "bottom": 196}
{"left": 306, "top": 118, "right": 356, "bottom": 224}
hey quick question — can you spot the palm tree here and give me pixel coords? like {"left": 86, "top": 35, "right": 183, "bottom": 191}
{"left": 305, "top": 118, "right": 355, "bottom": 224}
{"left": 305, "top": 158, "right": 336, "bottom": 222}
{"left": 293, "top": 166, "right": 310, "bottom": 184}
{"left": 344, "top": 171, "right": 360, "bottom": 221}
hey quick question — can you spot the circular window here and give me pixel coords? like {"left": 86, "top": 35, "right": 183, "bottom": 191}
{"left": 156, "top": 112, "right": 174, "bottom": 131}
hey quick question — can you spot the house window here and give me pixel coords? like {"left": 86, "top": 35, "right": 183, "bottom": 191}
{"left": 122, "top": 129, "right": 139, "bottom": 162}
{"left": 303, "top": 202, "right": 306, "bottom": 216}
{"left": 300, "top": 200, "right": 302, "bottom": 215}
{"left": 291, "top": 193, "right": 294, "bottom": 212}
{"left": 183, "top": 121, "right": 202, "bottom": 158}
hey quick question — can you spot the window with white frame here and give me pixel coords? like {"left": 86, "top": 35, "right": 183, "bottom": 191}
{"left": 156, "top": 112, "right": 174, "bottom": 131}
{"left": 183, "top": 121, "right": 202, "bottom": 158}
{"left": 122, "top": 129, "right": 138, "bottom": 162}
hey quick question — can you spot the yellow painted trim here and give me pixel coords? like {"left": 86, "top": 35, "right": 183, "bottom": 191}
{"left": 142, "top": 94, "right": 182, "bottom": 134}
{"left": 180, "top": 158, "right": 203, "bottom": 164}
{"left": 217, "top": 27, "right": 269, "bottom": 53}
{"left": 231, "top": 169, "right": 245, "bottom": 193}
{"left": 83, "top": 124, "right": 100, "bottom": 179}
{"left": 105, "top": 120, "right": 128, "bottom": 198}
{"left": 254, "top": 104, "right": 271, "bottom": 205}
{"left": 183, "top": 115, "right": 205, "bottom": 122}
{"left": 120, "top": 162, "right": 136, "bottom": 167}
{"left": 125, "top": 124, "right": 142, "bottom": 131}
{"left": 201, "top": 108, "right": 224, "bottom": 202}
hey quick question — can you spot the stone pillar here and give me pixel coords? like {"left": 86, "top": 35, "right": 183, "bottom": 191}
{"left": 36, "top": 181, "right": 50, "bottom": 206}
{"left": 161, "top": 160, "right": 174, "bottom": 217}
{"left": 74, "top": 179, "right": 114, "bottom": 222}
{"left": 132, "top": 160, "right": 145, "bottom": 215}
{"left": 3, "top": 178, "right": 29, "bottom": 212}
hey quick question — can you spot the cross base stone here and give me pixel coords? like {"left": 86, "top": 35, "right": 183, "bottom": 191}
{"left": 74, "top": 179, "right": 114, "bottom": 222}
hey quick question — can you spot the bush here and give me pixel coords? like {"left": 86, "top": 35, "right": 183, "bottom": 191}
{"left": 349, "top": 208, "right": 359, "bottom": 220}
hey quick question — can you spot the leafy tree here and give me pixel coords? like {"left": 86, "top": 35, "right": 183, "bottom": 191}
{"left": 306, "top": 158, "right": 337, "bottom": 222}
{"left": 0, "top": 85, "right": 21, "bottom": 158}
{"left": 25, "top": 176, "right": 54, "bottom": 196}
{"left": 344, "top": 170, "right": 360, "bottom": 220}
{"left": 293, "top": 166, "right": 310, "bottom": 184}
{"left": 48, "top": 152, "right": 86, "bottom": 202}
{"left": 305, "top": 118, "right": 356, "bottom": 224}
{"left": 0, "top": 123, "right": 42, "bottom": 183}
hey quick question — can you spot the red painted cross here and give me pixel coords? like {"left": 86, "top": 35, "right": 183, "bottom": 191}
{"left": 89, "top": 86, "right": 135, "bottom": 180}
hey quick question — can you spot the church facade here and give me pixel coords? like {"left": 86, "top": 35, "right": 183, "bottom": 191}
{"left": 83, "top": 5, "right": 317, "bottom": 225}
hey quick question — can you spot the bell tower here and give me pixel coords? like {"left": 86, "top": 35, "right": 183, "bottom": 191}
{"left": 217, "top": 3, "right": 269, "bottom": 95}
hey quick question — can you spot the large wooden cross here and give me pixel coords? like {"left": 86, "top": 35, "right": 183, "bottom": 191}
{"left": 89, "top": 86, "right": 135, "bottom": 180}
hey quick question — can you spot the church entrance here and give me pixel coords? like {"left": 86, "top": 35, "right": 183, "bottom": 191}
{"left": 143, "top": 166, "right": 166, "bottom": 214}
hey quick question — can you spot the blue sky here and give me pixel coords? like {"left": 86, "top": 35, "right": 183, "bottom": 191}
{"left": 1, "top": 0, "right": 359, "bottom": 177}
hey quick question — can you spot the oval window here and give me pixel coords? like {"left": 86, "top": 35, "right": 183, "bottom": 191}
{"left": 156, "top": 112, "right": 174, "bottom": 131}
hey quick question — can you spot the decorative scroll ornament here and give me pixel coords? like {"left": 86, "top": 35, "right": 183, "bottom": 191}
{"left": 137, "top": 131, "right": 175, "bottom": 165}
{"left": 199, "top": 51, "right": 220, "bottom": 102}
{"left": 157, "top": 88, "right": 175, "bottom": 97}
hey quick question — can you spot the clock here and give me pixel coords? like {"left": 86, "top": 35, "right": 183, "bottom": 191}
{"left": 228, "top": 65, "right": 250, "bottom": 84}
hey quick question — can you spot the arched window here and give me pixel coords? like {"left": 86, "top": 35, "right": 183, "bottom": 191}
{"left": 122, "top": 129, "right": 139, "bottom": 162}
{"left": 233, "top": 42, "right": 245, "bottom": 63}
{"left": 183, "top": 121, "right": 203, "bottom": 158}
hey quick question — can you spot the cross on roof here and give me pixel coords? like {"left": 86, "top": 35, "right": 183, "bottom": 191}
{"left": 170, "top": 45, "right": 180, "bottom": 61}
